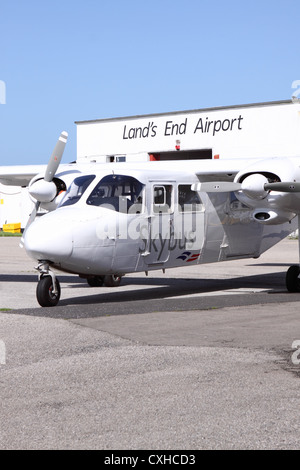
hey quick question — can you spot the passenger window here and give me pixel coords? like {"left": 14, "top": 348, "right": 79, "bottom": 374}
{"left": 153, "top": 185, "right": 173, "bottom": 213}
{"left": 178, "top": 185, "right": 203, "bottom": 212}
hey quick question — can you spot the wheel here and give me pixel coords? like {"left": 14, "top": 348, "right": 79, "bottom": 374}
{"left": 36, "top": 276, "right": 61, "bottom": 307}
{"left": 87, "top": 276, "right": 104, "bottom": 287}
{"left": 103, "top": 274, "right": 122, "bottom": 287}
{"left": 286, "top": 265, "right": 300, "bottom": 293}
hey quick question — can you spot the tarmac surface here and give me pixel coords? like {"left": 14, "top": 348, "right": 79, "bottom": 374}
{"left": 0, "top": 236, "right": 300, "bottom": 450}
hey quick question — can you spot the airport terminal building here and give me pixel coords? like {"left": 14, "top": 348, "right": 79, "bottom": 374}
{"left": 75, "top": 99, "right": 300, "bottom": 163}
{"left": 1, "top": 99, "right": 300, "bottom": 229}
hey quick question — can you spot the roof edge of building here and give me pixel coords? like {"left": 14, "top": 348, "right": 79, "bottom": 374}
{"left": 74, "top": 99, "right": 295, "bottom": 125}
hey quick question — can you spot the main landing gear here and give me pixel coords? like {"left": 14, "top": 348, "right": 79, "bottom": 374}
{"left": 286, "top": 217, "right": 300, "bottom": 293}
{"left": 86, "top": 274, "right": 122, "bottom": 288}
{"left": 286, "top": 265, "right": 300, "bottom": 292}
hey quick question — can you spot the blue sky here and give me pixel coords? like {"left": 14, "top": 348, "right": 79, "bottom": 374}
{"left": 0, "top": 0, "right": 299, "bottom": 165}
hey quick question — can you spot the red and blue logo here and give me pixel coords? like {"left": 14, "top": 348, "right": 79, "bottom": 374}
{"left": 176, "top": 251, "right": 201, "bottom": 262}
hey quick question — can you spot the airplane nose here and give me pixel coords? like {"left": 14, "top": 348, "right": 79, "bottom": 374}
{"left": 24, "top": 213, "right": 73, "bottom": 262}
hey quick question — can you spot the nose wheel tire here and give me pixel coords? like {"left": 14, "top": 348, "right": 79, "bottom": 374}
{"left": 286, "top": 265, "right": 300, "bottom": 293}
{"left": 36, "top": 276, "right": 61, "bottom": 307}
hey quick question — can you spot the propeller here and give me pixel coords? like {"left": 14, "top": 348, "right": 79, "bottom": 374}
{"left": 20, "top": 131, "right": 68, "bottom": 246}
{"left": 193, "top": 174, "right": 300, "bottom": 198}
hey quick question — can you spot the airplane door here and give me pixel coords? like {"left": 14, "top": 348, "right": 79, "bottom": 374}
{"left": 144, "top": 183, "right": 174, "bottom": 265}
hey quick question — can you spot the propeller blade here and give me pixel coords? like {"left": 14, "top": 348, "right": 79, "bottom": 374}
{"left": 20, "top": 201, "right": 40, "bottom": 247}
{"left": 192, "top": 182, "right": 241, "bottom": 193}
{"left": 264, "top": 182, "right": 300, "bottom": 193}
{"left": 20, "top": 131, "right": 68, "bottom": 247}
{"left": 44, "top": 131, "right": 68, "bottom": 182}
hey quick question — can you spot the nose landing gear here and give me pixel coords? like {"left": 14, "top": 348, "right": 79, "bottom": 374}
{"left": 36, "top": 262, "right": 61, "bottom": 307}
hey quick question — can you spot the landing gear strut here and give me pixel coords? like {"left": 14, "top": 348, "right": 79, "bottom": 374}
{"left": 286, "top": 217, "right": 300, "bottom": 293}
{"left": 36, "top": 262, "right": 61, "bottom": 307}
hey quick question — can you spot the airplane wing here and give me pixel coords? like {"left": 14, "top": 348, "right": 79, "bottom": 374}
{"left": 0, "top": 165, "right": 46, "bottom": 186}
{"left": 195, "top": 160, "right": 241, "bottom": 183}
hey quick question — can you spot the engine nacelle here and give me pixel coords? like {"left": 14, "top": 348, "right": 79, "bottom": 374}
{"left": 28, "top": 171, "right": 76, "bottom": 211}
{"left": 252, "top": 209, "right": 295, "bottom": 225}
{"left": 233, "top": 157, "right": 300, "bottom": 215}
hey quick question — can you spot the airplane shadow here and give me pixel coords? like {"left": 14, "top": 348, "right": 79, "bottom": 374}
{"left": 0, "top": 270, "right": 286, "bottom": 296}
{"left": 2, "top": 266, "right": 300, "bottom": 319}
{"left": 59, "top": 271, "right": 288, "bottom": 306}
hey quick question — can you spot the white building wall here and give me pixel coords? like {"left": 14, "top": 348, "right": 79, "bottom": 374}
{"left": 76, "top": 100, "right": 300, "bottom": 163}
{"left": 0, "top": 184, "right": 33, "bottom": 229}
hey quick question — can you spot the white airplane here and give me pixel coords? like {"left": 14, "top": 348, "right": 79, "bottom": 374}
{"left": 1, "top": 131, "right": 300, "bottom": 307}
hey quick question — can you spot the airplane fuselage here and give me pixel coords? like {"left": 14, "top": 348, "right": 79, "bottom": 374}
{"left": 23, "top": 161, "right": 298, "bottom": 280}
{"left": 3, "top": 128, "right": 300, "bottom": 307}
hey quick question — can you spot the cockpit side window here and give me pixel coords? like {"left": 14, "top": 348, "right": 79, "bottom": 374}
{"left": 86, "top": 174, "right": 144, "bottom": 214}
{"left": 59, "top": 175, "right": 96, "bottom": 207}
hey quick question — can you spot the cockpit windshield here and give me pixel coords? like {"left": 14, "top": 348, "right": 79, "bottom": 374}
{"left": 86, "top": 174, "right": 144, "bottom": 213}
{"left": 59, "top": 175, "right": 96, "bottom": 207}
